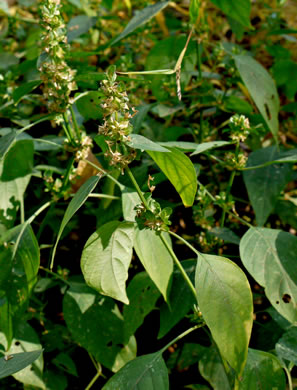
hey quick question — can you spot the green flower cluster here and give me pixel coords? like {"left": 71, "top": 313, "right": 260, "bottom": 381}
{"left": 39, "top": 0, "right": 76, "bottom": 112}
{"left": 97, "top": 66, "right": 136, "bottom": 173}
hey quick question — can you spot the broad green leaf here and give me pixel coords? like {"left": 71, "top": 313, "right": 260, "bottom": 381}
{"left": 63, "top": 283, "right": 133, "bottom": 371}
{"left": 243, "top": 146, "right": 292, "bottom": 226}
{"left": 190, "top": 141, "right": 230, "bottom": 156}
{"left": 0, "top": 224, "right": 39, "bottom": 345}
{"left": 199, "top": 346, "right": 232, "bottom": 390}
{"left": 122, "top": 188, "right": 140, "bottom": 222}
{"left": 0, "top": 323, "right": 44, "bottom": 389}
{"left": 128, "top": 134, "right": 170, "bottom": 152}
{"left": 123, "top": 272, "right": 161, "bottom": 343}
{"left": 1, "top": 140, "right": 34, "bottom": 181}
{"left": 52, "top": 352, "right": 78, "bottom": 377}
{"left": 134, "top": 229, "right": 173, "bottom": 302}
{"left": 234, "top": 54, "right": 280, "bottom": 139}
{"left": 159, "top": 141, "right": 197, "bottom": 151}
{"left": 51, "top": 175, "right": 100, "bottom": 268}
{"left": 148, "top": 148, "right": 197, "bottom": 207}
{"left": 75, "top": 91, "right": 104, "bottom": 120}
{"left": 210, "top": 0, "right": 251, "bottom": 27}
{"left": 195, "top": 254, "right": 253, "bottom": 375}
{"left": 67, "top": 15, "right": 97, "bottom": 42}
{"left": 240, "top": 227, "right": 297, "bottom": 324}
{"left": 0, "top": 175, "right": 30, "bottom": 229}
{"left": 81, "top": 221, "right": 134, "bottom": 304}
{"left": 0, "top": 129, "right": 16, "bottom": 159}
{"left": 12, "top": 81, "right": 41, "bottom": 103}
{"left": 102, "top": 352, "right": 169, "bottom": 390}
{"left": 239, "top": 349, "right": 286, "bottom": 390}
{"left": 190, "top": 0, "right": 200, "bottom": 25}
{"left": 276, "top": 327, "right": 297, "bottom": 365}
{"left": 158, "top": 259, "right": 196, "bottom": 339}
{"left": 112, "top": 1, "right": 170, "bottom": 45}
{"left": 209, "top": 227, "right": 240, "bottom": 245}
{"left": 0, "top": 350, "right": 42, "bottom": 380}
{"left": 111, "top": 335, "right": 137, "bottom": 373}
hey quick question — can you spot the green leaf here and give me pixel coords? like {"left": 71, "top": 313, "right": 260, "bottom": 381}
{"left": 148, "top": 148, "right": 197, "bottom": 207}
{"left": 128, "top": 134, "right": 170, "bottom": 152}
{"left": 0, "top": 129, "right": 16, "bottom": 159}
{"left": 190, "top": 141, "right": 230, "bottom": 156}
{"left": 240, "top": 227, "right": 297, "bottom": 324}
{"left": 112, "top": 1, "right": 170, "bottom": 45}
{"left": 0, "top": 175, "right": 30, "bottom": 229}
{"left": 234, "top": 54, "right": 280, "bottom": 140}
{"left": 209, "top": 227, "right": 240, "bottom": 245}
{"left": 243, "top": 146, "right": 292, "bottom": 226}
{"left": 210, "top": 0, "right": 251, "bottom": 27}
{"left": 123, "top": 272, "right": 161, "bottom": 342}
{"left": 1, "top": 140, "right": 34, "bottom": 181}
{"left": 63, "top": 283, "right": 134, "bottom": 371}
{"left": 0, "top": 323, "right": 44, "bottom": 388}
{"left": 158, "top": 259, "right": 196, "bottom": 339}
{"left": 239, "top": 349, "right": 286, "bottom": 390}
{"left": 0, "top": 350, "right": 42, "bottom": 380}
{"left": 199, "top": 346, "right": 232, "bottom": 390}
{"left": 12, "top": 81, "right": 42, "bottom": 103}
{"left": 134, "top": 229, "right": 173, "bottom": 302}
{"left": 0, "top": 224, "right": 39, "bottom": 345}
{"left": 67, "top": 15, "right": 97, "bottom": 42}
{"left": 190, "top": 0, "right": 200, "bottom": 25}
{"left": 122, "top": 188, "right": 140, "bottom": 222}
{"left": 51, "top": 175, "right": 100, "bottom": 268}
{"left": 81, "top": 221, "right": 134, "bottom": 304}
{"left": 276, "top": 327, "right": 297, "bottom": 365}
{"left": 195, "top": 254, "right": 253, "bottom": 375}
{"left": 75, "top": 91, "right": 104, "bottom": 120}
{"left": 102, "top": 352, "right": 169, "bottom": 390}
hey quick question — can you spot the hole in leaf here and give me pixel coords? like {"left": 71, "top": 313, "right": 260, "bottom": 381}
{"left": 107, "top": 341, "right": 113, "bottom": 347}
{"left": 276, "top": 301, "right": 280, "bottom": 304}
{"left": 264, "top": 103, "right": 271, "bottom": 120}
{"left": 90, "top": 99, "right": 94, "bottom": 103}
{"left": 14, "top": 341, "right": 20, "bottom": 346}
{"left": 282, "top": 294, "right": 291, "bottom": 303}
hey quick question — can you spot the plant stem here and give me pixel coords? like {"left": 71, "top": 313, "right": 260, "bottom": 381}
{"left": 83, "top": 160, "right": 124, "bottom": 190}
{"left": 125, "top": 166, "right": 150, "bottom": 209}
{"left": 63, "top": 111, "right": 76, "bottom": 145}
{"left": 160, "top": 232, "right": 197, "bottom": 302}
{"left": 284, "top": 366, "right": 293, "bottom": 390}
{"left": 85, "top": 370, "right": 101, "bottom": 390}
{"left": 69, "top": 105, "right": 81, "bottom": 141}
{"left": 169, "top": 230, "right": 200, "bottom": 257}
{"left": 39, "top": 266, "right": 71, "bottom": 286}
{"left": 160, "top": 323, "right": 204, "bottom": 354}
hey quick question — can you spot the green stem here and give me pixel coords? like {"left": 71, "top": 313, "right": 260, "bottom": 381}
{"left": 39, "top": 266, "right": 71, "bottom": 286}
{"left": 85, "top": 370, "right": 101, "bottom": 390}
{"left": 125, "top": 166, "right": 150, "bottom": 209}
{"left": 20, "top": 196, "right": 25, "bottom": 224}
{"left": 160, "top": 324, "right": 204, "bottom": 354}
{"left": 160, "top": 232, "right": 197, "bottom": 302}
{"left": 63, "top": 112, "right": 76, "bottom": 145}
{"left": 83, "top": 160, "right": 124, "bottom": 190}
{"left": 169, "top": 230, "right": 200, "bottom": 256}
{"left": 284, "top": 366, "right": 293, "bottom": 390}
{"left": 71, "top": 193, "right": 120, "bottom": 200}
{"left": 69, "top": 105, "right": 81, "bottom": 141}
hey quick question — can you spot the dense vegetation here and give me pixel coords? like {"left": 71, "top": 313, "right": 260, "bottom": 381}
{"left": 0, "top": 0, "right": 297, "bottom": 388}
